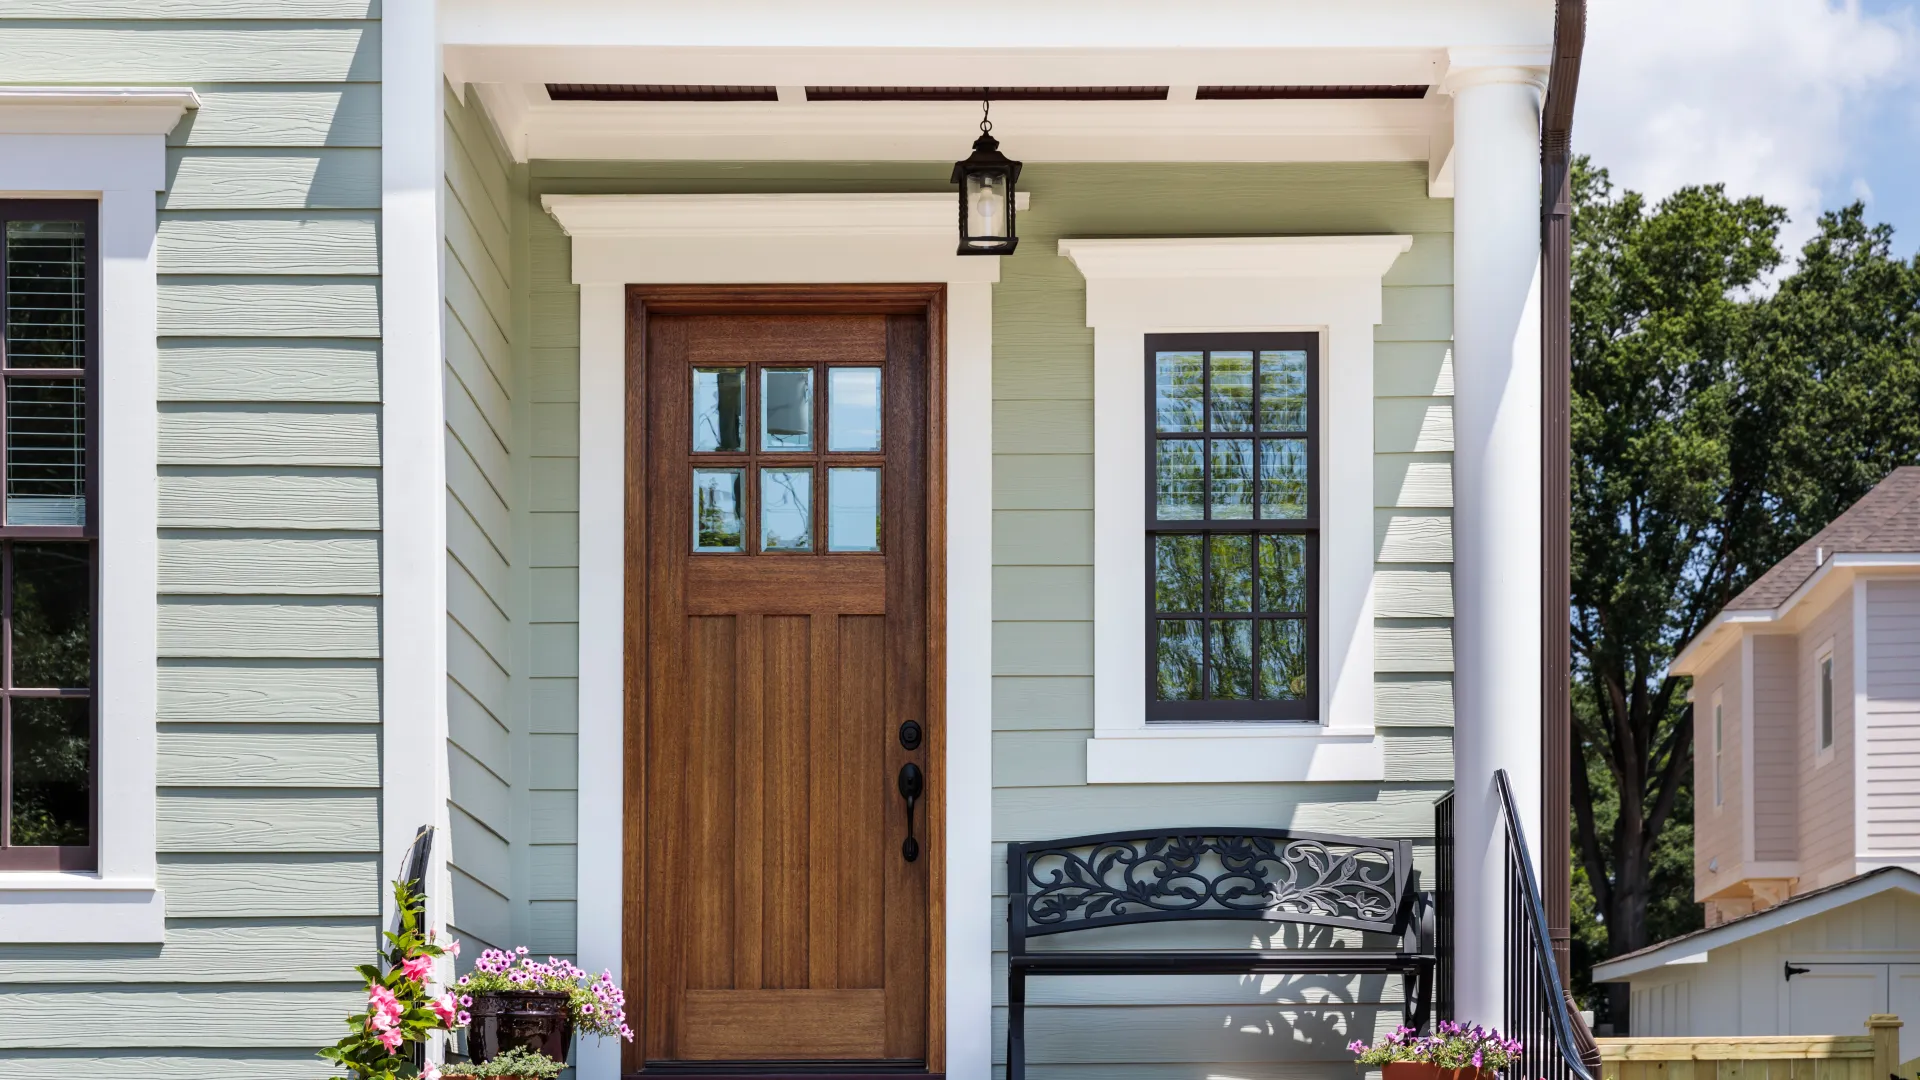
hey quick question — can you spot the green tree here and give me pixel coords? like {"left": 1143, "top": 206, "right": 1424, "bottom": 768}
{"left": 1569, "top": 160, "right": 1920, "bottom": 1025}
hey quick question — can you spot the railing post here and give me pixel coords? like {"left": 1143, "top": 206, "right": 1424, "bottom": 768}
{"left": 1869, "top": 1014, "right": 1902, "bottom": 1079}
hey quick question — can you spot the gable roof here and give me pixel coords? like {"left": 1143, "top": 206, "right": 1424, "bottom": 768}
{"left": 1725, "top": 467, "right": 1920, "bottom": 612}
{"left": 1592, "top": 867, "right": 1920, "bottom": 982}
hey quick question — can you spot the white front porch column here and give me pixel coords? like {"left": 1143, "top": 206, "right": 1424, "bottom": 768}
{"left": 1446, "top": 51, "right": 1547, "bottom": 1027}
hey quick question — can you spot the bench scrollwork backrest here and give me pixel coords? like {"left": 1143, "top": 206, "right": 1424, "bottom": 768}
{"left": 1007, "top": 829, "right": 1414, "bottom": 950}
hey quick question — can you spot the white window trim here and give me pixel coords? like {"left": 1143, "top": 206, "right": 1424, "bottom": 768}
{"left": 1711, "top": 686, "right": 1724, "bottom": 811}
{"left": 549, "top": 191, "right": 1015, "bottom": 1080}
{"left": 1814, "top": 639, "right": 1837, "bottom": 765}
{"left": 1061, "top": 235, "right": 1410, "bottom": 784}
{"left": 0, "top": 87, "right": 196, "bottom": 942}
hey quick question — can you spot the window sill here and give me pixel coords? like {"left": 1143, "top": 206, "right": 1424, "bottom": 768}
{"left": 1086, "top": 727, "right": 1383, "bottom": 784}
{"left": 0, "top": 875, "right": 164, "bottom": 942}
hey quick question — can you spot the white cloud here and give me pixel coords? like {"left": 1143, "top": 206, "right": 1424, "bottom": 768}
{"left": 1575, "top": 0, "right": 1916, "bottom": 250}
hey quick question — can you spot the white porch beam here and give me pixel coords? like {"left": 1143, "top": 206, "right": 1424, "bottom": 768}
{"left": 1444, "top": 45, "right": 1548, "bottom": 1028}
{"left": 442, "top": 0, "right": 1552, "bottom": 53}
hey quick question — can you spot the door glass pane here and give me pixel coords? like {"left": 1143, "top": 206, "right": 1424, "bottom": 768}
{"left": 760, "top": 467, "right": 813, "bottom": 551}
{"left": 6, "top": 377, "right": 86, "bottom": 527}
{"left": 826, "top": 468, "right": 880, "bottom": 552}
{"left": 12, "top": 542, "right": 91, "bottom": 688}
{"left": 1258, "top": 350, "right": 1308, "bottom": 432}
{"left": 1207, "top": 534, "right": 1252, "bottom": 612}
{"left": 5, "top": 220, "right": 86, "bottom": 369}
{"left": 1259, "top": 619, "right": 1307, "bottom": 701}
{"left": 691, "top": 368, "right": 745, "bottom": 452}
{"left": 9, "top": 696, "right": 90, "bottom": 846}
{"left": 1209, "top": 620, "right": 1252, "bottom": 699}
{"left": 1259, "top": 535, "right": 1307, "bottom": 613}
{"left": 1209, "top": 438, "right": 1254, "bottom": 520}
{"left": 1208, "top": 351, "right": 1253, "bottom": 432}
{"left": 692, "top": 469, "right": 744, "bottom": 552}
{"left": 827, "top": 367, "right": 882, "bottom": 452}
{"left": 1259, "top": 438, "right": 1308, "bottom": 519}
{"left": 1154, "top": 351, "right": 1204, "bottom": 432}
{"left": 1155, "top": 619, "right": 1203, "bottom": 701}
{"left": 761, "top": 368, "right": 813, "bottom": 451}
{"left": 1153, "top": 535, "right": 1202, "bottom": 612}
{"left": 1155, "top": 439, "right": 1204, "bottom": 521}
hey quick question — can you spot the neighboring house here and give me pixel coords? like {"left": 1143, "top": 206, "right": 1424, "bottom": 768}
{"left": 0, "top": 3, "right": 1585, "bottom": 1078}
{"left": 1595, "top": 469, "right": 1920, "bottom": 1043}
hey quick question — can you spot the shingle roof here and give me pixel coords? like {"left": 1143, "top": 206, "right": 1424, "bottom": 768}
{"left": 1724, "top": 466, "right": 1920, "bottom": 611}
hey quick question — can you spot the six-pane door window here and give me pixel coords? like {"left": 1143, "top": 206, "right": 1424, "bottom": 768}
{"left": 1147, "top": 333, "right": 1316, "bottom": 722}
{"left": 690, "top": 363, "right": 884, "bottom": 555}
{"left": 0, "top": 202, "right": 96, "bottom": 871}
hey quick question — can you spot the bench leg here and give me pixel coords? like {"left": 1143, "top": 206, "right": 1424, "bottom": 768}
{"left": 1007, "top": 967, "right": 1028, "bottom": 1080}
{"left": 1405, "top": 965, "right": 1435, "bottom": 1034}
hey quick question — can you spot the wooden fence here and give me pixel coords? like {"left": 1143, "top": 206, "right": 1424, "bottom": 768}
{"left": 1597, "top": 1015, "right": 1903, "bottom": 1080}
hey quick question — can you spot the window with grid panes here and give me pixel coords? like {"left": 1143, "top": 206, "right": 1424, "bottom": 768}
{"left": 1147, "top": 333, "right": 1316, "bottom": 722}
{"left": 0, "top": 202, "right": 96, "bottom": 871}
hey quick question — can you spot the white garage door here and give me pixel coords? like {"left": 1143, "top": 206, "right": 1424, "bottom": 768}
{"left": 1787, "top": 964, "right": 1889, "bottom": 1038}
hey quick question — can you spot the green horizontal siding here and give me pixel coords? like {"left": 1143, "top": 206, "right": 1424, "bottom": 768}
{"left": 0, "top": 3, "right": 387, "bottom": 1071}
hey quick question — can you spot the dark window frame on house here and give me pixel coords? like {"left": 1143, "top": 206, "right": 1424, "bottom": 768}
{"left": 0, "top": 200, "right": 99, "bottom": 873}
{"left": 1144, "top": 332, "right": 1318, "bottom": 723}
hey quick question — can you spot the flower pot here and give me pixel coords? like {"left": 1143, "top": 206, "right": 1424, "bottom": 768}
{"left": 1383, "top": 1064, "right": 1492, "bottom": 1080}
{"left": 468, "top": 990, "right": 573, "bottom": 1065}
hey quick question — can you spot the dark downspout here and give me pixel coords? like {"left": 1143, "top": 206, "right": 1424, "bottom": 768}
{"left": 1541, "top": 0, "right": 1586, "bottom": 992}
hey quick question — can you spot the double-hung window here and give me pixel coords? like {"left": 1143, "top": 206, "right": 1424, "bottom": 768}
{"left": 1146, "top": 333, "right": 1316, "bottom": 722}
{"left": 0, "top": 201, "right": 96, "bottom": 872}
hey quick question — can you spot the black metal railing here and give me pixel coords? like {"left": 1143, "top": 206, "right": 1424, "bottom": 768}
{"left": 1434, "top": 790, "right": 1455, "bottom": 1024}
{"left": 1496, "top": 770, "right": 1598, "bottom": 1080}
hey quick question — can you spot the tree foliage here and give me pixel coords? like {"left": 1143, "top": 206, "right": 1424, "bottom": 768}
{"left": 1569, "top": 158, "right": 1920, "bottom": 1024}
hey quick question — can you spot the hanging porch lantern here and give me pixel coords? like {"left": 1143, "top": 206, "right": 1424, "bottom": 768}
{"left": 952, "top": 94, "right": 1021, "bottom": 255}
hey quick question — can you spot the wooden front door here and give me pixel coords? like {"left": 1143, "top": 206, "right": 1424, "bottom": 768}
{"left": 629, "top": 289, "right": 938, "bottom": 1071}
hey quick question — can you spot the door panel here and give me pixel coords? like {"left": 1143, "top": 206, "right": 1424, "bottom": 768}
{"left": 636, "top": 308, "right": 930, "bottom": 1066}
{"left": 1787, "top": 963, "right": 1888, "bottom": 1036}
{"left": 1892, "top": 965, "right": 1920, "bottom": 1062}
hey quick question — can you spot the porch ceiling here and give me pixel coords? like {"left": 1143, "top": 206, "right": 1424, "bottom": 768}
{"left": 444, "top": 3, "right": 1551, "bottom": 169}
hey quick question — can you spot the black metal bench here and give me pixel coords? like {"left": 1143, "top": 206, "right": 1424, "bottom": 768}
{"left": 1005, "top": 828, "right": 1436, "bottom": 1079}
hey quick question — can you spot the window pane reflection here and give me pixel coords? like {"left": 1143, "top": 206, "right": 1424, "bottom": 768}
{"left": 692, "top": 368, "right": 745, "bottom": 452}
{"left": 827, "top": 468, "right": 880, "bottom": 552}
{"left": 1155, "top": 620, "right": 1203, "bottom": 701}
{"left": 692, "top": 469, "right": 744, "bottom": 552}
{"left": 9, "top": 696, "right": 90, "bottom": 847}
{"left": 760, "top": 467, "right": 812, "bottom": 551}
{"left": 827, "top": 368, "right": 882, "bottom": 452}
{"left": 761, "top": 368, "right": 813, "bottom": 451}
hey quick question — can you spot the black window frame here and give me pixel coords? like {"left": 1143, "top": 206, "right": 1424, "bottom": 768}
{"left": 0, "top": 199, "right": 99, "bottom": 873}
{"left": 1144, "top": 331, "right": 1319, "bottom": 723}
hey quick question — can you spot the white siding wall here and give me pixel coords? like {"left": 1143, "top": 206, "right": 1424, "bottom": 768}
{"left": 1865, "top": 579, "right": 1920, "bottom": 856}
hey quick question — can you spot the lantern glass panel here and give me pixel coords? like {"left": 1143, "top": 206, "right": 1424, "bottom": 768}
{"left": 964, "top": 171, "right": 1009, "bottom": 245}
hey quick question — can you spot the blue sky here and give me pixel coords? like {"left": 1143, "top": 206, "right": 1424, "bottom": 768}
{"left": 1576, "top": 0, "right": 1920, "bottom": 260}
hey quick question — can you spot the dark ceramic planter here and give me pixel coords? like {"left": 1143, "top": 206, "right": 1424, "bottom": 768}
{"left": 1383, "top": 1065, "right": 1492, "bottom": 1080}
{"left": 467, "top": 990, "right": 573, "bottom": 1065}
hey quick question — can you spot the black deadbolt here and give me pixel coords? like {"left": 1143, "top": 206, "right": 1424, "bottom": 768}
{"left": 898, "top": 719, "right": 923, "bottom": 751}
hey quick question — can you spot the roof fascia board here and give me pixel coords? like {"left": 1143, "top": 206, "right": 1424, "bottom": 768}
{"left": 1670, "top": 554, "right": 1920, "bottom": 675}
{"left": 1592, "top": 869, "right": 1920, "bottom": 982}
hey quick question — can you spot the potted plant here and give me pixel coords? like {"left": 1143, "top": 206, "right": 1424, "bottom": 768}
{"left": 441, "top": 1047, "right": 564, "bottom": 1080}
{"left": 458, "top": 947, "right": 632, "bottom": 1063}
{"left": 320, "top": 879, "right": 469, "bottom": 1080}
{"left": 1349, "top": 1021, "right": 1523, "bottom": 1080}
